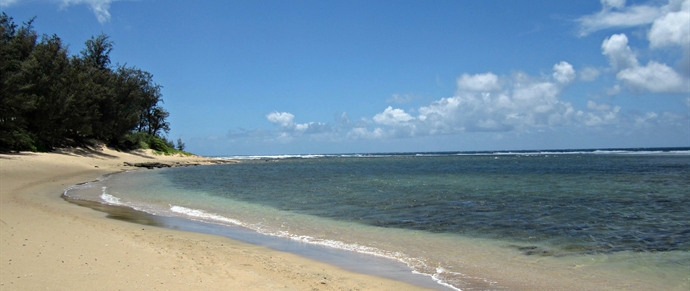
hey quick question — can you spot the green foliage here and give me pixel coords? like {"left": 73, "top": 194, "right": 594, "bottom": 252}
{"left": 148, "top": 136, "right": 172, "bottom": 152}
{"left": 112, "top": 132, "right": 191, "bottom": 156}
{"left": 1, "top": 13, "right": 38, "bottom": 151}
{"left": 81, "top": 34, "right": 112, "bottom": 70}
{"left": 150, "top": 136, "right": 192, "bottom": 156}
{"left": 113, "top": 131, "right": 151, "bottom": 150}
{"left": 0, "top": 129, "right": 37, "bottom": 152}
{"left": 176, "top": 138, "right": 185, "bottom": 151}
{"left": 0, "top": 13, "right": 174, "bottom": 152}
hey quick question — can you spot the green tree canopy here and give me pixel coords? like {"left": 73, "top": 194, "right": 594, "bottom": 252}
{"left": 0, "top": 13, "right": 174, "bottom": 152}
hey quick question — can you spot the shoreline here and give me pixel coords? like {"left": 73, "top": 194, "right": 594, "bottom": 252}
{"left": 3, "top": 147, "right": 688, "bottom": 291}
{"left": 59, "top": 192, "right": 449, "bottom": 290}
{"left": 0, "top": 147, "right": 434, "bottom": 290}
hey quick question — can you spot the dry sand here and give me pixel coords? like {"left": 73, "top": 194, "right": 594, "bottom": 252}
{"left": 0, "top": 146, "right": 433, "bottom": 290}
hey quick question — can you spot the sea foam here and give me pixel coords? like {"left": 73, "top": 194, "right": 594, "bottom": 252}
{"left": 100, "top": 187, "right": 123, "bottom": 205}
{"left": 170, "top": 205, "right": 245, "bottom": 227}
{"left": 167, "top": 205, "right": 464, "bottom": 290}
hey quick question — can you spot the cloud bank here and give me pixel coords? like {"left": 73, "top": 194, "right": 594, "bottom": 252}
{"left": 231, "top": 0, "right": 690, "bottom": 148}
{"left": 258, "top": 61, "right": 683, "bottom": 143}
{"left": 347, "top": 62, "right": 634, "bottom": 140}
{"left": 265, "top": 111, "right": 332, "bottom": 142}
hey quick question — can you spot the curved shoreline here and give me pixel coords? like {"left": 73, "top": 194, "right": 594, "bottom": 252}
{"left": 60, "top": 189, "right": 449, "bottom": 290}
{"left": 0, "top": 147, "right": 434, "bottom": 290}
{"left": 3, "top": 147, "right": 688, "bottom": 291}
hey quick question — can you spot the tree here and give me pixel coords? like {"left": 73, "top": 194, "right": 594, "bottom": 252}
{"left": 81, "top": 33, "right": 112, "bottom": 70}
{"left": 132, "top": 69, "right": 166, "bottom": 135}
{"left": 147, "top": 106, "right": 170, "bottom": 136}
{"left": 0, "top": 14, "right": 173, "bottom": 152}
{"left": 176, "top": 138, "right": 185, "bottom": 151}
{"left": 0, "top": 13, "right": 39, "bottom": 150}
{"left": 19, "top": 34, "right": 71, "bottom": 149}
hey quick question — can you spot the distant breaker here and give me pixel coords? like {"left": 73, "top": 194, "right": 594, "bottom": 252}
{"left": 214, "top": 147, "right": 690, "bottom": 160}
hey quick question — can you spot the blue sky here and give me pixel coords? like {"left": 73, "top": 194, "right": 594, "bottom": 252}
{"left": 2, "top": 0, "right": 689, "bottom": 155}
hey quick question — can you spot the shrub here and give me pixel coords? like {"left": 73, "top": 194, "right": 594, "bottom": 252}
{"left": 112, "top": 132, "right": 151, "bottom": 151}
{"left": 149, "top": 136, "right": 173, "bottom": 152}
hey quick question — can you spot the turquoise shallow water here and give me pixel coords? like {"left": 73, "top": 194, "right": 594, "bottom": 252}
{"left": 65, "top": 149, "right": 690, "bottom": 290}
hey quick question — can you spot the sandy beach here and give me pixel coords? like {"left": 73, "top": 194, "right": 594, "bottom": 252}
{"left": 0, "top": 146, "right": 432, "bottom": 290}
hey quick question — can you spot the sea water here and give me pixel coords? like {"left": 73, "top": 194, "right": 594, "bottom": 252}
{"left": 64, "top": 148, "right": 690, "bottom": 290}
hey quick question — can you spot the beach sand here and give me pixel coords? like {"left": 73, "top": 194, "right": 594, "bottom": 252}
{"left": 3, "top": 146, "right": 687, "bottom": 291}
{"left": 0, "top": 146, "right": 433, "bottom": 290}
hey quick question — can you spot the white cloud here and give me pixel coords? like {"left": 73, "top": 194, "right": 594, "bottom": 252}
{"left": 266, "top": 111, "right": 333, "bottom": 138}
{"left": 577, "top": 3, "right": 662, "bottom": 36}
{"left": 347, "top": 59, "right": 679, "bottom": 141}
{"left": 373, "top": 106, "right": 415, "bottom": 126}
{"left": 552, "top": 61, "right": 576, "bottom": 84}
{"left": 266, "top": 111, "right": 295, "bottom": 127}
{"left": 261, "top": 67, "right": 684, "bottom": 145}
{"left": 601, "top": 34, "right": 639, "bottom": 70}
{"left": 358, "top": 67, "right": 591, "bottom": 138}
{"left": 60, "top": 0, "right": 120, "bottom": 23}
{"left": 576, "top": 105, "right": 621, "bottom": 126}
{"left": 297, "top": 122, "right": 331, "bottom": 134}
{"left": 1, "top": 0, "right": 122, "bottom": 23}
{"left": 576, "top": 0, "right": 690, "bottom": 36}
{"left": 416, "top": 96, "right": 464, "bottom": 133}
{"left": 617, "top": 61, "right": 688, "bottom": 93}
{"left": 457, "top": 73, "right": 501, "bottom": 92}
{"left": 576, "top": 0, "right": 690, "bottom": 93}
{"left": 579, "top": 0, "right": 690, "bottom": 51}
{"left": 648, "top": 0, "right": 690, "bottom": 49}
{"left": 601, "top": 33, "right": 689, "bottom": 93}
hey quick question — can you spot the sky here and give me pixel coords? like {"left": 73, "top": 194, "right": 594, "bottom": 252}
{"left": 2, "top": 0, "right": 689, "bottom": 156}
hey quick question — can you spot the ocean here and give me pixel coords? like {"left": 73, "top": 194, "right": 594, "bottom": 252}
{"left": 64, "top": 148, "right": 690, "bottom": 290}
